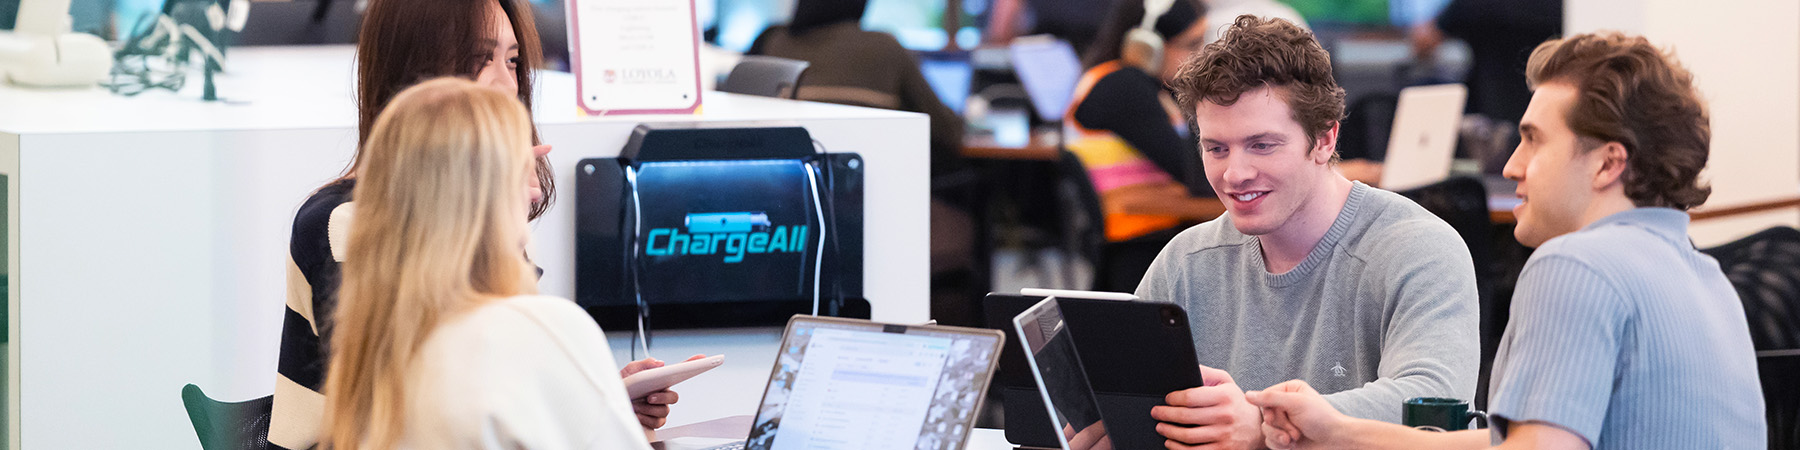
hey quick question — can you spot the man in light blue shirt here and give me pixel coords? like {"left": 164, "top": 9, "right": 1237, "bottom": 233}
{"left": 1240, "top": 31, "right": 1766, "bottom": 450}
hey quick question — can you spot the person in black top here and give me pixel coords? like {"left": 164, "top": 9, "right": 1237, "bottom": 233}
{"left": 271, "top": 1, "right": 693, "bottom": 448}
{"left": 985, "top": 0, "right": 1124, "bottom": 57}
{"left": 1412, "top": 0, "right": 1563, "bottom": 124}
{"left": 748, "top": 0, "right": 987, "bottom": 326}
{"left": 746, "top": 0, "right": 965, "bottom": 177}
{"left": 1074, "top": 0, "right": 1214, "bottom": 198}
{"left": 1061, "top": 0, "right": 1213, "bottom": 290}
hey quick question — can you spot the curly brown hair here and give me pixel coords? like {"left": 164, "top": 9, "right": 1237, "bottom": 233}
{"left": 1526, "top": 32, "right": 1712, "bottom": 210}
{"left": 1168, "top": 15, "right": 1345, "bottom": 152}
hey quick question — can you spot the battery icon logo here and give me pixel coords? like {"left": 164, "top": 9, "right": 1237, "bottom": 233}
{"left": 684, "top": 212, "right": 772, "bottom": 234}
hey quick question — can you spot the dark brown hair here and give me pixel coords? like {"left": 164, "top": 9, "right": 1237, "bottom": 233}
{"left": 1526, "top": 32, "right": 1711, "bottom": 210}
{"left": 1168, "top": 15, "right": 1345, "bottom": 152}
{"left": 351, "top": 0, "right": 554, "bottom": 219}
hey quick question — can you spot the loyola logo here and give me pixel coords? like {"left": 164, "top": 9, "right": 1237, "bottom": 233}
{"left": 644, "top": 212, "right": 809, "bottom": 263}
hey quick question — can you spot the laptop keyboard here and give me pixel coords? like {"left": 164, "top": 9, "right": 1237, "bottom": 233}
{"left": 698, "top": 442, "right": 745, "bottom": 450}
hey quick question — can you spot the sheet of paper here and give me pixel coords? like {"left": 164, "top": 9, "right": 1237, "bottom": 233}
{"left": 567, "top": 0, "right": 703, "bottom": 115}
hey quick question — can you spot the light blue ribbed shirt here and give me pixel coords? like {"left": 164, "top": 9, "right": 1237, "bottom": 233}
{"left": 1488, "top": 207, "right": 1765, "bottom": 449}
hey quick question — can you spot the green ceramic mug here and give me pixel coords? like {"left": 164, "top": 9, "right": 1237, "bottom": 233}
{"left": 1402, "top": 397, "right": 1488, "bottom": 432}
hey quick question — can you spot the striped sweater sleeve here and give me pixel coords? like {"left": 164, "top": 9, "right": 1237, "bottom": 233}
{"left": 270, "top": 181, "right": 354, "bottom": 450}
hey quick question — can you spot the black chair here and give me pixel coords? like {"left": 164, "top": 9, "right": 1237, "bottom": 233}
{"left": 181, "top": 384, "right": 273, "bottom": 450}
{"left": 719, "top": 56, "right": 810, "bottom": 99}
{"left": 1760, "top": 349, "right": 1800, "bottom": 450}
{"left": 1336, "top": 92, "right": 1399, "bottom": 163}
{"left": 1700, "top": 226, "right": 1800, "bottom": 351}
{"left": 1048, "top": 149, "right": 1182, "bottom": 291}
{"left": 1396, "top": 176, "right": 1503, "bottom": 409}
{"left": 1051, "top": 149, "right": 1106, "bottom": 289}
{"left": 929, "top": 168, "right": 991, "bottom": 329}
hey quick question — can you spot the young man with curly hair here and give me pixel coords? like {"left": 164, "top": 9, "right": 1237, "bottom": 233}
{"left": 1133, "top": 15, "right": 1480, "bottom": 450}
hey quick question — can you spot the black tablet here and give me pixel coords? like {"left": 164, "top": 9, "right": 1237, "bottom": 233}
{"left": 1055, "top": 297, "right": 1204, "bottom": 450}
{"left": 986, "top": 292, "right": 1204, "bottom": 449}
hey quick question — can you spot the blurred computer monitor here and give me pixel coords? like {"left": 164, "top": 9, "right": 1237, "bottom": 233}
{"left": 1008, "top": 35, "right": 1083, "bottom": 122}
{"left": 863, "top": 0, "right": 982, "bottom": 51}
{"left": 918, "top": 50, "right": 973, "bottom": 114}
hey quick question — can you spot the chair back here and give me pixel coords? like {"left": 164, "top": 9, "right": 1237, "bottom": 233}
{"left": 720, "top": 56, "right": 810, "bottom": 99}
{"left": 1760, "top": 350, "right": 1800, "bottom": 450}
{"left": 1701, "top": 226, "right": 1800, "bottom": 351}
{"left": 1337, "top": 92, "right": 1399, "bottom": 162}
{"left": 181, "top": 384, "right": 273, "bottom": 450}
{"left": 1052, "top": 149, "right": 1105, "bottom": 289}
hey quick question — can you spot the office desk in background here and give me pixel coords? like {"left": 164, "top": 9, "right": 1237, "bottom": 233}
{"left": 961, "top": 132, "right": 1059, "bottom": 161}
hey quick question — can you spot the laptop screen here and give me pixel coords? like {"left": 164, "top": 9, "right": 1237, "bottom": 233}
{"left": 1008, "top": 37, "right": 1084, "bottom": 122}
{"left": 747, "top": 317, "right": 1002, "bottom": 450}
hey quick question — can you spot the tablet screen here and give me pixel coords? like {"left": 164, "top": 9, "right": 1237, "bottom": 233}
{"left": 1014, "top": 298, "right": 1112, "bottom": 450}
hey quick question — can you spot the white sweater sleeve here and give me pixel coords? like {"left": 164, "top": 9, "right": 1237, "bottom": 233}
{"left": 402, "top": 295, "right": 653, "bottom": 450}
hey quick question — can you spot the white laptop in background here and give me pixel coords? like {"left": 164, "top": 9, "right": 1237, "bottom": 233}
{"left": 1008, "top": 35, "right": 1085, "bottom": 123}
{"left": 1378, "top": 83, "right": 1468, "bottom": 192}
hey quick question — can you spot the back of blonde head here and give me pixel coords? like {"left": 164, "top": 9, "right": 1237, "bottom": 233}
{"left": 321, "top": 77, "right": 539, "bottom": 450}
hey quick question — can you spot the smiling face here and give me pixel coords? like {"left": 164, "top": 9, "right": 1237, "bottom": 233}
{"left": 1503, "top": 82, "right": 1605, "bottom": 248}
{"left": 1196, "top": 86, "right": 1339, "bottom": 237}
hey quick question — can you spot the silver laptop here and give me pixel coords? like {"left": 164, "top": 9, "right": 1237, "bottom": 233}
{"left": 1013, "top": 297, "right": 1114, "bottom": 450}
{"left": 1378, "top": 83, "right": 1468, "bottom": 192}
{"left": 666, "top": 315, "right": 1005, "bottom": 450}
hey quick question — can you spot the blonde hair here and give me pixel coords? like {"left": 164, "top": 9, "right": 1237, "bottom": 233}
{"left": 320, "top": 77, "right": 540, "bottom": 450}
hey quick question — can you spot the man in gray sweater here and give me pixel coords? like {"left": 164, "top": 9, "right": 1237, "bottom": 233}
{"left": 1139, "top": 16, "right": 1480, "bottom": 449}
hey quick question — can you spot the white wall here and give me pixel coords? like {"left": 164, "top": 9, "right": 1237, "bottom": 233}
{"left": 1567, "top": 0, "right": 1800, "bottom": 246}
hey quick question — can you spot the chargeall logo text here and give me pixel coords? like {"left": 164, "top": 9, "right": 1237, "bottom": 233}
{"left": 644, "top": 212, "right": 807, "bottom": 263}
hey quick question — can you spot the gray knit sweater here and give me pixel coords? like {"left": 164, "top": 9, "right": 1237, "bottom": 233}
{"left": 1135, "top": 182, "right": 1479, "bottom": 423}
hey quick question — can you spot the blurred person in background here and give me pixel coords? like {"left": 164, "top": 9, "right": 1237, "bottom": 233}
{"left": 984, "top": 0, "right": 1122, "bottom": 55}
{"left": 1064, "top": 0, "right": 1215, "bottom": 290}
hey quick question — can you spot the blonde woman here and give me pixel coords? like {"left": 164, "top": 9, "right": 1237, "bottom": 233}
{"left": 274, "top": 1, "right": 692, "bottom": 447}
{"left": 319, "top": 77, "right": 650, "bottom": 450}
